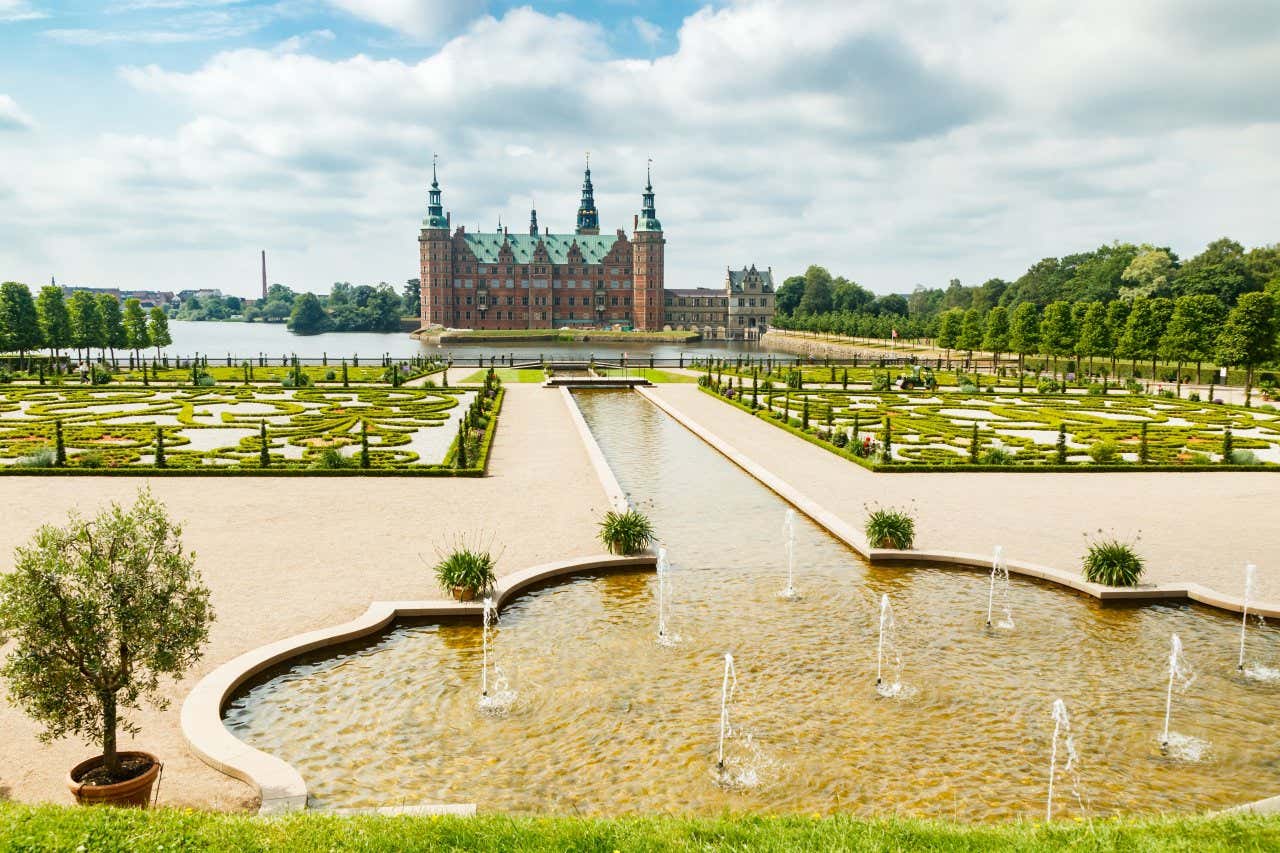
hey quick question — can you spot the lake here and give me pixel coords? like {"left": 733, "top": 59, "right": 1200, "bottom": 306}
{"left": 162, "top": 321, "right": 779, "bottom": 360}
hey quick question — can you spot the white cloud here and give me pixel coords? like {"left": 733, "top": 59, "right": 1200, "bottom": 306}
{"left": 0, "top": 94, "right": 34, "bottom": 130}
{"left": 326, "top": 0, "right": 486, "bottom": 41}
{"left": 0, "top": 0, "right": 44, "bottom": 21}
{"left": 632, "top": 16, "right": 661, "bottom": 46}
{"left": 3, "top": 0, "right": 1279, "bottom": 296}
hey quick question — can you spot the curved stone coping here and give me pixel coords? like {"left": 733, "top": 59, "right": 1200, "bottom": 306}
{"left": 561, "top": 385, "right": 629, "bottom": 513}
{"left": 634, "top": 386, "right": 1280, "bottom": 620}
{"left": 181, "top": 552, "right": 655, "bottom": 815}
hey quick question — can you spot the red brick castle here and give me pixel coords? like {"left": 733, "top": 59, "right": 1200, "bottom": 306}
{"left": 418, "top": 158, "right": 665, "bottom": 331}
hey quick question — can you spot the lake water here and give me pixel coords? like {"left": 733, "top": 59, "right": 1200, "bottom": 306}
{"left": 163, "top": 321, "right": 777, "bottom": 361}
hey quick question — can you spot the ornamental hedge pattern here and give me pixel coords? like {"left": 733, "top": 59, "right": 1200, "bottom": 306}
{"left": 0, "top": 383, "right": 491, "bottom": 472}
{"left": 704, "top": 384, "right": 1280, "bottom": 468}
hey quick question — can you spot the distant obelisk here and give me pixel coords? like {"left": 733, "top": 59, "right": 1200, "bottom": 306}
{"left": 260, "top": 250, "right": 267, "bottom": 301}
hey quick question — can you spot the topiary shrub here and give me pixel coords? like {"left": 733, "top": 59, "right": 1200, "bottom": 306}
{"left": 1089, "top": 439, "right": 1120, "bottom": 464}
{"left": 865, "top": 505, "right": 915, "bottom": 550}
{"left": 598, "top": 509, "right": 655, "bottom": 556}
{"left": 1082, "top": 536, "right": 1145, "bottom": 586}
{"left": 979, "top": 447, "right": 1014, "bottom": 465}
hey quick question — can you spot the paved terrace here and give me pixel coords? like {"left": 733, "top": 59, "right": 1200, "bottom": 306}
{"left": 0, "top": 385, "right": 611, "bottom": 810}
{"left": 643, "top": 384, "right": 1280, "bottom": 605}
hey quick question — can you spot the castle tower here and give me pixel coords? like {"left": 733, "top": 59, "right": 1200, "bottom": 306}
{"left": 418, "top": 156, "right": 453, "bottom": 327}
{"left": 575, "top": 155, "right": 600, "bottom": 235}
{"left": 529, "top": 202, "right": 538, "bottom": 236}
{"left": 631, "top": 161, "right": 665, "bottom": 331}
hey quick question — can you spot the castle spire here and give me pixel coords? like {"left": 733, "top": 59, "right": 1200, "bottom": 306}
{"left": 636, "top": 158, "right": 661, "bottom": 232}
{"left": 529, "top": 198, "right": 538, "bottom": 236}
{"left": 576, "top": 152, "right": 600, "bottom": 235}
{"left": 423, "top": 154, "right": 448, "bottom": 229}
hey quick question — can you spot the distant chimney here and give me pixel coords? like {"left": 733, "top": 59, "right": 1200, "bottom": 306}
{"left": 261, "top": 250, "right": 267, "bottom": 301}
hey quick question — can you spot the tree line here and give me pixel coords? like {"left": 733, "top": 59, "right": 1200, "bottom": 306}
{"left": 180, "top": 280, "right": 418, "bottom": 332}
{"left": 774, "top": 238, "right": 1280, "bottom": 402}
{"left": 0, "top": 283, "right": 171, "bottom": 367}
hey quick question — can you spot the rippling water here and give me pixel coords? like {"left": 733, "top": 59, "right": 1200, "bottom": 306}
{"left": 223, "top": 389, "right": 1280, "bottom": 818}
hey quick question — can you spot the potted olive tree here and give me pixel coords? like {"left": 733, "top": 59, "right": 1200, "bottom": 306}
{"left": 0, "top": 489, "right": 213, "bottom": 807}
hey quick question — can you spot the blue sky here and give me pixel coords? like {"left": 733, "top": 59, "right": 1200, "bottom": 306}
{"left": 1, "top": 1, "right": 1278, "bottom": 297}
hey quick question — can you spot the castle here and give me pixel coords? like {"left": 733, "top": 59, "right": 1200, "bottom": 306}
{"left": 417, "top": 160, "right": 774, "bottom": 337}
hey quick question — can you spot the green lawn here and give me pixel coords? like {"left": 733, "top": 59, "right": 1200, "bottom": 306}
{"left": 460, "top": 368, "right": 546, "bottom": 384}
{"left": 594, "top": 367, "right": 699, "bottom": 383}
{"left": 0, "top": 805, "right": 1275, "bottom": 851}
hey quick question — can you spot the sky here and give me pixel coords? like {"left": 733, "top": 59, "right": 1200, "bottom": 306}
{"left": 0, "top": 1, "right": 1278, "bottom": 299}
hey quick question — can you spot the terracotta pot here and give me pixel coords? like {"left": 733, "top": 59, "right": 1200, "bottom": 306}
{"left": 878, "top": 538, "right": 897, "bottom": 549}
{"left": 452, "top": 587, "right": 476, "bottom": 602}
{"left": 67, "top": 750, "right": 161, "bottom": 808}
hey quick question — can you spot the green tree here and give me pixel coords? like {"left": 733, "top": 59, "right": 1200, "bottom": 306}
{"left": 1117, "top": 296, "right": 1170, "bottom": 378}
{"left": 0, "top": 490, "right": 214, "bottom": 780}
{"left": 287, "top": 292, "right": 329, "bottom": 334}
{"left": 1120, "top": 246, "right": 1175, "bottom": 300}
{"left": 1176, "top": 237, "right": 1255, "bottom": 305}
{"left": 936, "top": 308, "right": 964, "bottom": 356}
{"left": 123, "top": 298, "right": 150, "bottom": 361}
{"left": 1076, "top": 301, "right": 1110, "bottom": 375}
{"left": 1009, "top": 302, "right": 1040, "bottom": 373}
{"left": 958, "top": 307, "right": 984, "bottom": 363}
{"left": 1215, "top": 292, "right": 1277, "bottom": 407}
{"left": 1161, "top": 294, "right": 1225, "bottom": 388}
{"left": 1104, "top": 300, "right": 1131, "bottom": 375}
{"left": 96, "top": 294, "right": 126, "bottom": 362}
{"left": 981, "top": 305, "right": 1010, "bottom": 368}
{"left": 1038, "top": 301, "right": 1076, "bottom": 376}
{"left": 68, "top": 290, "right": 105, "bottom": 361}
{"left": 796, "top": 266, "right": 833, "bottom": 316}
{"left": 148, "top": 307, "right": 172, "bottom": 358}
{"left": 775, "top": 276, "right": 805, "bottom": 315}
{"left": 0, "top": 282, "right": 43, "bottom": 368}
{"left": 36, "top": 285, "right": 71, "bottom": 363}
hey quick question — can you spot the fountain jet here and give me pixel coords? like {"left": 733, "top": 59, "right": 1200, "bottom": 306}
{"left": 985, "top": 545, "right": 1014, "bottom": 629}
{"left": 1239, "top": 563, "right": 1256, "bottom": 672}
{"left": 781, "top": 509, "right": 798, "bottom": 599}
{"left": 716, "top": 653, "right": 736, "bottom": 771}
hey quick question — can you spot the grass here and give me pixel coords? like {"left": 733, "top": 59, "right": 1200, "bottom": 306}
{"left": 594, "top": 367, "right": 699, "bottom": 383}
{"left": 460, "top": 368, "right": 546, "bottom": 384}
{"left": 0, "top": 805, "right": 1276, "bottom": 851}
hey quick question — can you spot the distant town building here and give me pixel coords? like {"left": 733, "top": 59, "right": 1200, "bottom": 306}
{"left": 176, "top": 289, "right": 223, "bottom": 303}
{"left": 418, "top": 158, "right": 665, "bottom": 331}
{"left": 663, "top": 265, "right": 775, "bottom": 340}
{"left": 59, "top": 285, "right": 175, "bottom": 309}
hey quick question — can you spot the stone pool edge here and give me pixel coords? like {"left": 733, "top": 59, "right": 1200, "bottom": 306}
{"left": 180, "top": 553, "right": 656, "bottom": 816}
{"left": 634, "top": 384, "right": 1280, "bottom": 817}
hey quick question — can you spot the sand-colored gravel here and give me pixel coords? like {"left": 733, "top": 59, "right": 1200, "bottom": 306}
{"left": 0, "top": 385, "right": 610, "bottom": 810}
{"left": 645, "top": 384, "right": 1280, "bottom": 606}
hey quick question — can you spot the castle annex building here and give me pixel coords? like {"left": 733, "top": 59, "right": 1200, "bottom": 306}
{"left": 417, "top": 161, "right": 775, "bottom": 338}
{"left": 418, "top": 161, "right": 665, "bottom": 332}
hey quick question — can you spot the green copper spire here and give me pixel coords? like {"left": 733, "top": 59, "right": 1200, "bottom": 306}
{"left": 576, "top": 152, "right": 600, "bottom": 235}
{"left": 423, "top": 154, "right": 448, "bottom": 229}
{"left": 636, "top": 158, "right": 661, "bottom": 232}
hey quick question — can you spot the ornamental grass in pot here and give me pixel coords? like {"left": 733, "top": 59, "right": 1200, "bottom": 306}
{"left": 0, "top": 489, "right": 214, "bottom": 807}
{"left": 434, "top": 546, "right": 497, "bottom": 601}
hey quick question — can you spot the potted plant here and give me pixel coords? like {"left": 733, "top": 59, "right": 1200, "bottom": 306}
{"left": 434, "top": 546, "right": 497, "bottom": 601}
{"left": 597, "top": 509, "right": 655, "bottom": 556}
{"left": 0, "top": 489, "right": 213, "bottom": 807}
{"left": 1081, "top": 533, "right": 1145, "bottom": 586}
{"left": 864, "top": 504, "right": 916, "bottom": 550}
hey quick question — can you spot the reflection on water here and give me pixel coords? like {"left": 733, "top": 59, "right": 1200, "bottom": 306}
{"left": 223, "top": 390, "right": 1280, "bottom": 818}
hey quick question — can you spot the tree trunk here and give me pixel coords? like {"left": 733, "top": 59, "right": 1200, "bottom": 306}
{"left": 1176, "top": 361, "right": 1183, "bottom": 397}
{"left": 102, "top": 693, "right": 119, "bottom": 777}
{"left": 1246, "top": 364, "right": 1253, "bottom": 408}
{"left": 1196, "top": 361, "right": 1202, "bottom": 385}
